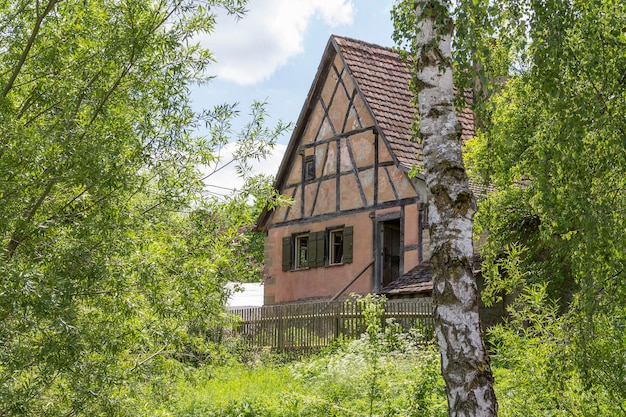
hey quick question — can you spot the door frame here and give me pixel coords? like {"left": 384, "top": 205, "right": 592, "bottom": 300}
{"left": 373, "top": 211, "right": 404, "bottom": 292}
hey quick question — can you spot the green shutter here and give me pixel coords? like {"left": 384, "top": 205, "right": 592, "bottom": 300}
{"left": 309, "top": 231, "right": 325, "bottom": 268}
{"left": 282, "top": 236, "right": 291, "bottom": 271}
{"left": 343, "top": 226, "right": 353, "bottom": 264}
{"left": 316, "top": 231, "right": 326, "bottom": 267}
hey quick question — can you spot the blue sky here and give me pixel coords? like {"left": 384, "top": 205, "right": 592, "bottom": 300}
{"left": 193, "top": 0, "right": 397, "bottom": 194}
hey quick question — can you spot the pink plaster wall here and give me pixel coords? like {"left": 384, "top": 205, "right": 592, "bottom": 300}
{"left": 404, "top": 204, "right": 419, "bottom": 247}
{"left": 264, "top": 203, "right": 424, "bottom": 305}
{"left": 264, "top": 211, "right": 374, "bottom": 304}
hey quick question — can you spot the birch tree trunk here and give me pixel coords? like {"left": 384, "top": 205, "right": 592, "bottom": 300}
{"left": 413, "top": 1, "right": 498, "bottom": 415}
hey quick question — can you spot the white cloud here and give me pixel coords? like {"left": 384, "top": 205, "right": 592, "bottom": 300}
{"left": 199, "top": 0, "right": 354, "bottom": 85}
{"left": 203, "top": 143, "right": 287, "bottom": 198}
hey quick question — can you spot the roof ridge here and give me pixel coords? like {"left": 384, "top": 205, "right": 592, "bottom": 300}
{"left": 331, "top": 34, "right": 398, "bottom": 54}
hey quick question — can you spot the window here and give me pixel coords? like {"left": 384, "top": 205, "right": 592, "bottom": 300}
{"left": 281, "top": 226, "right": 353, "bottom": 272}
{"left": 329, "top": 228, "right": 344, "bottom": 265}
{"left": 294, "top": 234, "right": 309, "bottom": 269}
{"left": 304, "top": 155, "right": 315, "bottom": 181}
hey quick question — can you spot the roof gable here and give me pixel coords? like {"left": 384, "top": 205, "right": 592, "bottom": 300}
{"left": 257, "top": 35, "right": 477, "bottom": 230}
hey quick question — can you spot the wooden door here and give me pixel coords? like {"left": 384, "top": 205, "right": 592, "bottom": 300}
{"left": 381, "top": 220, "right": 401, "bottom": 288}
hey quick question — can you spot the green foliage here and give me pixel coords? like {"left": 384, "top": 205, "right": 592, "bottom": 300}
{"left": 289, "top": 295, "right": 446, "bottom": 417}
{"left": 464, "top": 0, "right": 626, "bottom": 303}
{"left": 163, "top": 302, "right": 446, "bottom": 417}
{"left": 167, "top": 363, "right": 302, "bottom": 417}
{"left": 463, "top": 1, "right": 626, "bottom": 409}
{"left": 125, "top": 293, "right": 626, "bottom": 417}
{"left": 192, "top": 181, "right": 280, "bottom": 284}
{"left": 392, "top": 0, "right": 512, "bottom": 113}
{"left": 290, "top": 338, "right": 446, "bottom": 417}
{"left": 0, "top": 1, "right": 290, "bottom": 415}
{"left": 471, "top": 187, "right": 574, "bottom": 307}
{"left": 394, "top": 1, "right": 626, "bottom": 414}
{"left": 489, "top": 285, "right": 626, "bottom": 416}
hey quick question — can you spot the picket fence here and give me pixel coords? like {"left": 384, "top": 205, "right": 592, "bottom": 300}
{"left": 228, "top": 298, "right": 434, "bottom": 352}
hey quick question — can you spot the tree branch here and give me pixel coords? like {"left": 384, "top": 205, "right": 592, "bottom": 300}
{"left": 128, "top": 345, "right": 168, "bottom": 374}
{"left": 6, "top": 179, "right": 55, "bottom": 258}
{"left": 1, "top": 0, "right": 60, "bottom": 98}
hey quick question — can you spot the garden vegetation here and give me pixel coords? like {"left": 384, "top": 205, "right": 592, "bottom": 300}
{"left": 1, "top": 0, "right": 624, "bottom": 415}
{"left": 115, "top": 294, "right": 625, "bottom": 416}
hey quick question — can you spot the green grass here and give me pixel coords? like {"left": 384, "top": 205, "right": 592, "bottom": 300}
{"left": 133, "top": 294, "right": 626, "bottom": 416}
{"left": 153, "top": 324, "right": 447, "bottom": 417}
{"left": 152, "top": 361, "right": 288, "bottom": 416}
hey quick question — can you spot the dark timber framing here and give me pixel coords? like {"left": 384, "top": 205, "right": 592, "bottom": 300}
{"left": 346, "top": 137, "right": 368, "bottom": 206}
{"left": 256, "top": 35, "right": 456, "bottom": 306}
{"left": 374, "top": 127, "right": 379, "bottom": 204}
{"left": 384, "top": 166, "right": 400, "bottom": 201}
{"left": 335, "top": 136, "right": 341, "bottom": 212}
{"left": 273, "top": 197, "right": 419, "bottom": 229}
{"left": 284, "top": 160, "right": 396, "bottom": 189}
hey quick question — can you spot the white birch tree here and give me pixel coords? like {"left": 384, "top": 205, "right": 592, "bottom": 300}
{"left": 411, "top": 1, "right": 498, "bottom": 415}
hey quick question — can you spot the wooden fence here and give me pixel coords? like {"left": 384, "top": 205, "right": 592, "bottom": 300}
{"left": 228, "top": 298, "right": 434, "bottom": 352}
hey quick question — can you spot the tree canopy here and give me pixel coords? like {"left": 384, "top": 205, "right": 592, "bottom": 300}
{"left": 463, "top": 0, "right": 626, "bottom": 410}
{"left": 393, "top": 0, "right": 625, "bottom": 414}
{"left": 0, "top": 1, "right": 287, "bottom": 415}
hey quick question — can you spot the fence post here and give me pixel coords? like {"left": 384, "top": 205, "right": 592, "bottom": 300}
{"left": 277, "top": 308, "right": 284, "bottom": 351}
{"left": 334, "top": 303, "right": 340, "bottom": 340}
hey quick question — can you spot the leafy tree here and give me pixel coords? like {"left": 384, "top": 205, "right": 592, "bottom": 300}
{"left": 392, "top": 1, "right": 498, "bottom": 415}
{"left": 196, "top": 174, "right": 289, "bottom": 284}
{"left": 489, "top": 284, "right": 624, "bottom": 417}
{"left": 395, "top": 0, "right": 626, "bottom": 413}
{"left": 419, "top": 0, "right": 626, "bottom": 412}
{"left": 0, "top": 0, "right": 288, "bottom": 415}
{"left": 460, "top": 0, "right": 626, "bottom": 405}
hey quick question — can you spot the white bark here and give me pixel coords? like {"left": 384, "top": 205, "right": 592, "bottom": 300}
{"left": 413, "top": 1, "right": 498, "bottom": 416}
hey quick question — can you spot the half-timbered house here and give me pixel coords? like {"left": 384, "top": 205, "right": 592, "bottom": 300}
{"left": 257, "top": 35, "right": 476, "bottom": 305}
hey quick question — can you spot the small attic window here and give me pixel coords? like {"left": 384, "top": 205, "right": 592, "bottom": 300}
{"left": 304, "top": 155, "right": 315, "bottom": 181}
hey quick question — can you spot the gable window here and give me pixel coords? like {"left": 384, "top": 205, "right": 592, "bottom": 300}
{"left": 328, "top": 228, "right": 344, "bottom": 265}
{"left": 304, "top": 155, "right": 315, "bottom": 181}
{"left": 294, "top": 234, "right": 309, "bottom": 269}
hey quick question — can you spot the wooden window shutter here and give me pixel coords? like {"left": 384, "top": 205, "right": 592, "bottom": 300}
{"left": 343, "top": 226, "right": 353, "bottom": 264}
{"left": 309, "top": 231, "right": 325, "bottom": 268}
{"left": 282, "top": 236, "right": 291, "bottom": 271}
{"left": 315, "top": 231, "right": 325, "bottom": 267}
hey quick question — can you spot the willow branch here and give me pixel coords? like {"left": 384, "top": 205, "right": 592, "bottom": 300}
{"left": 1, "top": 0, "right": 60, "bottom": 98}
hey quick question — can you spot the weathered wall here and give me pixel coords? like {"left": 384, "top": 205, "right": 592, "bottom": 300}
{"left": 264, "top": 202, "right": 425, "bottom": 304}
{"left": 263, "top": 45, "right": 427, "bottom": 305}
{"left": 263, "top": 211, "right": 373, "bottom": 304}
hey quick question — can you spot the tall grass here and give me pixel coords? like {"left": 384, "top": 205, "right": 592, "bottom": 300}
{"left": 133, "top": 292, "right": 626, "bottom": 416}
{"left": 147, "top": 296, "right": 447, "bottom": 417}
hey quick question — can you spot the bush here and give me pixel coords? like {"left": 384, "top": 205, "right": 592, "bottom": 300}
{"left": 489, "top": 285, "right": 626, "bottom": 416}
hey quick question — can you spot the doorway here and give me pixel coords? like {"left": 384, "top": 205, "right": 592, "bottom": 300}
{"left": 377, "top": 219, "right": 401, "bottom": 289}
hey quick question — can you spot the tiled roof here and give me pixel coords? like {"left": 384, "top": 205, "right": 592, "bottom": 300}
{"left": 333, "top": 35, "right": 476, "bottom": 171}
{"left": 380, "top": 256, "right": 482, "bottom": 296}
{"left": 380, "top": 263, "right": 433, "bottom": 296}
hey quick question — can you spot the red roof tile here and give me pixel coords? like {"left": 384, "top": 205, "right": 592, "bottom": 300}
{"left": 332, "top": 35, "right": 476, "bottom": 171}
